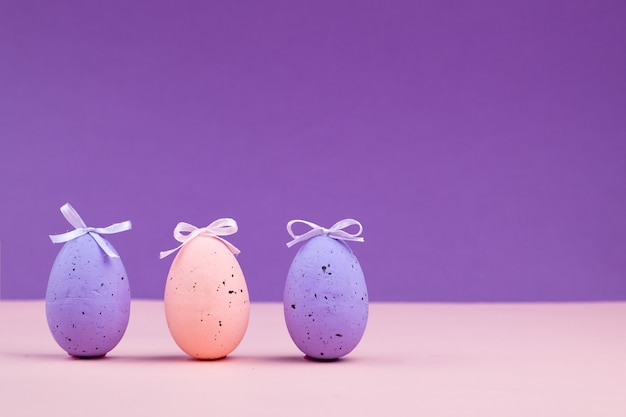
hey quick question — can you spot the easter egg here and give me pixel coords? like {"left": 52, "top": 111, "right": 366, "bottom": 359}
{"left": 284, "top": 235, "right": 368, "bottom": 360}
{"left": 45, "top": 233, "right": 131, "bottom": 358}
{"left": 164, "top": 235, "right": 250, "bottom": 359}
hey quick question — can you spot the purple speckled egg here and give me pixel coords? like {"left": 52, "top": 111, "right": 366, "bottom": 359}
{"left": 45, "top": 234, "right": 130, "bottom": 358}
{"left": 284, "top": 236, "right": 368, "bottom": 360}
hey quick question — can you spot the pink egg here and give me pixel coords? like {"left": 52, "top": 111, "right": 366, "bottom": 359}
{"left": 164, "top": 235, "right": 250, "bottom": 359}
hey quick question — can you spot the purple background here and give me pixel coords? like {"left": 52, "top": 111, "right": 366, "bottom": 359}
{"left": 1, "top": 1, "right": 625, "bottom": 301}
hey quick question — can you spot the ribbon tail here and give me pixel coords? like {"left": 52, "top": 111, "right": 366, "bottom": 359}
{"left": 49, "top": 228, "right": 88, "bottom": 244}
{"left": 89, "top": 232, "right": 119, "bottom": 258}
{"left": 94, "top": 220, "right": 133, "bottom": 235}
{"left": 215, "top": 236, "right": 241, "bottom": 255}
{"left": 329, "top": 230, "right": 365, "bottom": 243}
{"left": 286, "top": 229, "right": 324, "bottom": 248}
{"left": 159, "top": 244, "right": 183, "bottom": 259}
{"left": 286, "top": 238, "right": 303, "bottom": 248}
{"left": 340, "top": 236, "right": 365, "bottom": 243}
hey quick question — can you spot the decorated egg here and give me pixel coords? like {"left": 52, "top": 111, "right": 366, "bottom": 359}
{"left": 161, "top": 219, "right": 250, "bottom": 360}
{"left": 46, "top": 203, "right": 132, "bottom": 358}
{"left": 283, "top": 219, "right": 368, "bottom": 360}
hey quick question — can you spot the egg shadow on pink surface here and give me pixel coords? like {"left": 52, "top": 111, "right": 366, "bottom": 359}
{"left": 6, "top": 352, "right": 118, "bottom": 361}
{"left": 231, "top": 354, "right": 362, "bottom": 364}
{"left": 109, "top": 352, "right": 274, "bottom": 363}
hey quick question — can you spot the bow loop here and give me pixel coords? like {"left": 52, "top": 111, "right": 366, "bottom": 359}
{"left": 159, "top": 218, "right": 240, "bottom": 259}
{"left": 49, "top": 203, "right": 132, "bottom": 258}
{"left": 286, "top": 219, "right": 364, "bottom": 248}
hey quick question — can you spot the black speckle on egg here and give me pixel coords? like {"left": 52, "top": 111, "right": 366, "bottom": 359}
{"left": 291, "top": 304, "right": 296, "bottom": 309}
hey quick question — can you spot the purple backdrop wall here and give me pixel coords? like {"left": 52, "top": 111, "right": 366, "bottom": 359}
{"left": 1, "top": 1, "right": 625, "bottom": 301}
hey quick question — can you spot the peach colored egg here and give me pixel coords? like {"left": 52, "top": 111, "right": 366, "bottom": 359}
{"left": 164, "top": 235, "right": 249, "bottom": 359}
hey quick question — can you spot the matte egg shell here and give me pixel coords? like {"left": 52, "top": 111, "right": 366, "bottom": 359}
{"left": 46, "top": 233, "right": 131, "bottom": 358}
{"left": 284, "top": 235, "right": 368, "bottom": 360}
{"left": 164, "top": 235, "right": 250, "bottom": 359}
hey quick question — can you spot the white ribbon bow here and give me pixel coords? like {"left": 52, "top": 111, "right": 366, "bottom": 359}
{"left": 159, "top": 218, "right": 240, "bottom": 259}
{"left": 49, "top": 203, "right": 132, "bottom": 258}
{"left": 286, "top": 219, "right": 364, "bottom": 248}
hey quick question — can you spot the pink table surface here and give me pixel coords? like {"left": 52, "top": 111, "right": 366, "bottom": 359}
{"left": 1, "top": 301, "right": 625, "bottom": 416}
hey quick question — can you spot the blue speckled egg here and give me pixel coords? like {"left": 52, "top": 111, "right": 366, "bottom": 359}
{"left": 45, "top": 234, "right": 130, "bottom": 358}
{"left": 284, "top": 236, "right": 368, "bottom": 360}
